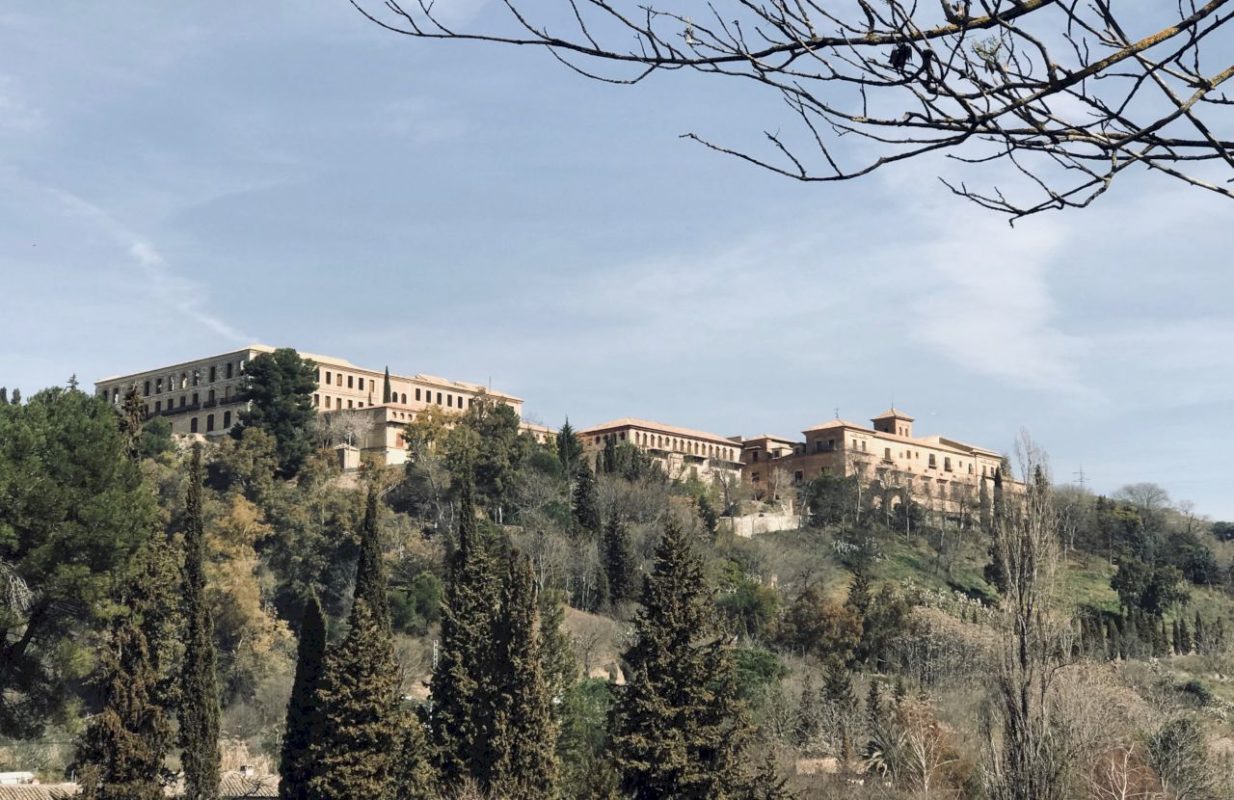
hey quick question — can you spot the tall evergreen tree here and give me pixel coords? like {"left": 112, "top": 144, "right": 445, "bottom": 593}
{"left": 571, "top": 460, "right": 602, "bottom": 539}
{"left": 120, "top": 387, "right": 146, "bottom": 461}
{"left": 556, "top": 419, "right": 583, "bottom": 477}
{"left": 233, "top": 348, "right": 317, "bottom": 476}
{"left": 610, "top": 517, "right": 749, "bottom": 799}
{"left": 180, "top": 445, "right": 220, "bottom": 800}
{"left": 431, "top": 479, "right": 501, "bottom": 790}
{"left": 310, "top": 489, "right": 409, "bottom": 800}
{"left": 489, "top": 553, "right": 559, "bottom": 797}
{"left": 601, "top": 513, "right": 635, "bottom": 607}
{"left": 983, "top": 469, "right": 1009, "bottom": 594}
{"left": 279, "top": 595, "right": 327, "bottom": 800}
{"left": 74, "top": 615, "right": 171, "bottom": 800}
{"left": 382, "top": 367, "right": 392, "bottom": 404}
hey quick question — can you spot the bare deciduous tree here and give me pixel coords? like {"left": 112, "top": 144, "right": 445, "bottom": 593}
{"left": 353, "top": 0, "right": 1234, "bottom": 220}
{"left": 982, "top": 434, "right": 1073, "bottom": 800}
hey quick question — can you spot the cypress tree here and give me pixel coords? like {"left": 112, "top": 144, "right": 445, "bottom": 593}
{"left": 382, "top": 367, "right": 392, "bottom": 404}
{"left": 392, "top": 710, "right": 435, "bottom": 800}
{"left": 0, "top": 387, "right": 6, "bottom": 404}
{"left": 489, "top": 552, "right": 559, "bottom": 797}
{"left": 279, "top": 595, "right": 327, "bottom": 800}
{"left": 571, "top": 460, "right": 601, "bottom": 539}
{"left": 601, "top": 513, "right": 635, "bottom": 607}
{"left": 180, "top": 445, "right": 220, "bottom": 800}
{"left": 983, "top": 469, "right": 1008, "bottom": 594}
{"left": 1172, "top": 618, "right": 1182, "bottom": 655}
{"left": 1194, "top": 611, "right": 1207, "bottom": 654}
{"left": 120, "top": 387, "right": 146, "bottom": 461}
{"left": 556, "top": 419, "right": 582, "bottom": 476}
{"left": 610, "top": 517, "right": 748, "bottom": 799}
{"left": 431, "top": 478, "right": 500, "bottom": 790}
{"left": 11, "top": 387, "right": 21, "bottom": 404}
{"left": 74, "top": 613, "right": 171, "bottom": 800}
{"left": 602, "top": 436, "right": 618, "bottom": 474}
{"left": 1179, "top": 618, "right": 1192, "bottom": 654}
{"left": 865, "top": 679, "right": 883, "bottom": 730}
{"left": 310, "top": 488, "right": 408, "bottom": 800}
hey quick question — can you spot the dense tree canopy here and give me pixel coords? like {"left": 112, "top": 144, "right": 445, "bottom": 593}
{"left": 0, "top": 388, "right": 158, "bottom": 736}
{"left": 234, "top": 348, "right": 317, "bottom": 477}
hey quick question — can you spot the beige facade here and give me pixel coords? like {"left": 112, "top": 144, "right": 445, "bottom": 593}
{"left": 578, "top": 418, "right": 743, "bottom": 483}
{"left": 94, "top": 345, "right": 526, "bottom": 466}
{"left": 741, "top": 409, "right": 1004, "bottom": 516}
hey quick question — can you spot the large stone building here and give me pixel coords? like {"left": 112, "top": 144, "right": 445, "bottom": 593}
{"left": 577, "top": 418, "right": 744, "bottom": 483}
{"left": 741, "top": 409, "right": 1004, "bottom": 515}
{"left": 94, "top": 345, "right": 531, "bottom": 465}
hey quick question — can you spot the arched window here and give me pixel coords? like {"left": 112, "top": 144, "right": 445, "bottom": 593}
{"left": 401, "top": 393, "right": 407, "bottom": 404}
{"left": 180, "top": 373, "right": 188, "bottom": 390}
{"left": 190, "top": 418, "right": 198, "bottom": 433}
{"left": 206, "top": 414, "right": 215, "bottom": 432}
{"left": 223, "top": 411, "right": 231, "bottom": 429}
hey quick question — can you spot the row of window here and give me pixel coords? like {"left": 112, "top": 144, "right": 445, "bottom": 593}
{"left": 594, "top": 430, "right": 738, "bottom": 462}
{"left": 141, "top": 386, "right": 233, "bottom": 415}
{"left": 187, "top": 411, "right": 232, "bottom": 434}
{"left": 317, "top": 369, "right": 472, "bottom": 411}
{"left": 100, "top": 360, "right": 247, "bottom": 405}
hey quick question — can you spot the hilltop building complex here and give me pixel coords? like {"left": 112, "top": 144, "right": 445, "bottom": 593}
{"left": 94, "top": 345, "right": 538, "bottom": 466}
{"left": 96, "top": 348, "right": 1005, "bottom": 516}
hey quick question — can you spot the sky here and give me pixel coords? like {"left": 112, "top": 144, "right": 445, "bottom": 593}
{"left": 1, "top": 3, "right": 1231, "bottom": 519}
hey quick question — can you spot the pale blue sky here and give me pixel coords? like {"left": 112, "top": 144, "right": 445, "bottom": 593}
{"left": 1, "top": 4, "right": 1231, "bottom": 518}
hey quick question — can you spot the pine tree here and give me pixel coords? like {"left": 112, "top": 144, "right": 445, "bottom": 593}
{"left": 279, "top": 595, "right": 327, "bottom": 800}
{"left": 571, "top": 460, "right": 602, "bottom": 539}
{"left": 431, "top": 479, "right": 501, "bottom": 790}
{"left": 180, "top": 445, "right": 220, "bottom": 800}
{"left": 610, "top": 518, "right": 749, "bottom": 799}
{"left": 74, "top": 613, "right": 171, "bottom": 800}
{"left": 489, "top": 552, "right": 559, "bottom": 797}
{"left": 601, "top": 513, "right": 635, "bottom": 607}
{"left": 310, "top": 488, "right": 408, "bottom": 800}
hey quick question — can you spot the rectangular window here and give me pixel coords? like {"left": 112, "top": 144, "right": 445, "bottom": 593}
{"left": 416, "top": 389, "right": 421, "bottom": 401}
{"left": 156, "top": 378, "right": 163, "bottom": 394}
{"left": 326, "top": 371, "right": 332, "bottom": 385}
{"left": 155, "top": 400, "right": 161, "bottom": 413}
{"left": 437, "top": 392, "right": 443, "bottom": 404}
{"left": 209, "top": 366, "right": 217, "bottom": 383}
{"left": 348, "top": 399, "right": 354, "bottom": 409}
{"left": 179, "top": 396, "right": 186, "bottom": 409}
{"left": 347, "top": 375, "right": 354, "bottom": 389}
{"left": 144, "top": 380, "right": 151, "bottom": 396}
{"left": 447, "top": 395, "right": 453, "bottom": 408}
{"left": 313, "top": 394, "right": 320, "bottom": 407}
{"left": 223, "top": 411, "right": 231, "bottom": 428}
{"left": 192, "top": 393, "right": 199, "bottom": 406}
{"left": 226, "top": 363, "right": 234, "bottom": 379}
{"left": 206, "top": 414, "right": 215, "bottom": 433}
{"left": 929, "top": 454, "right": 937, "bottom": 468}
{"left": 190, "top": 417, "right": 198, "bottom": 433}
{"left": 359, "top": 377, "right": 365, "bottom": 391}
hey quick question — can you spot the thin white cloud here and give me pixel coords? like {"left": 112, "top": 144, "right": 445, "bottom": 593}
{"left": 43, "top": 183, "right": 252, "bottom": 343}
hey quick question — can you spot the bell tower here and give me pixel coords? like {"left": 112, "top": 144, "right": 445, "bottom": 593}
{"left": 871, "top": 408, "right": 914, "bottom": 438}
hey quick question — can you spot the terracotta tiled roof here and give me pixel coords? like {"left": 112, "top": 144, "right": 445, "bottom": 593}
{"left": 0, "top": 785, "right": 77, "bottom": 800}
{"left": 871, "top": 408, "right": 914, "bottom": 421}
{"left": 579, "top": 418, "right": 737, "bottom": 447}
{"left": 802, "top": 419, "right": 867, "bottom": 432}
